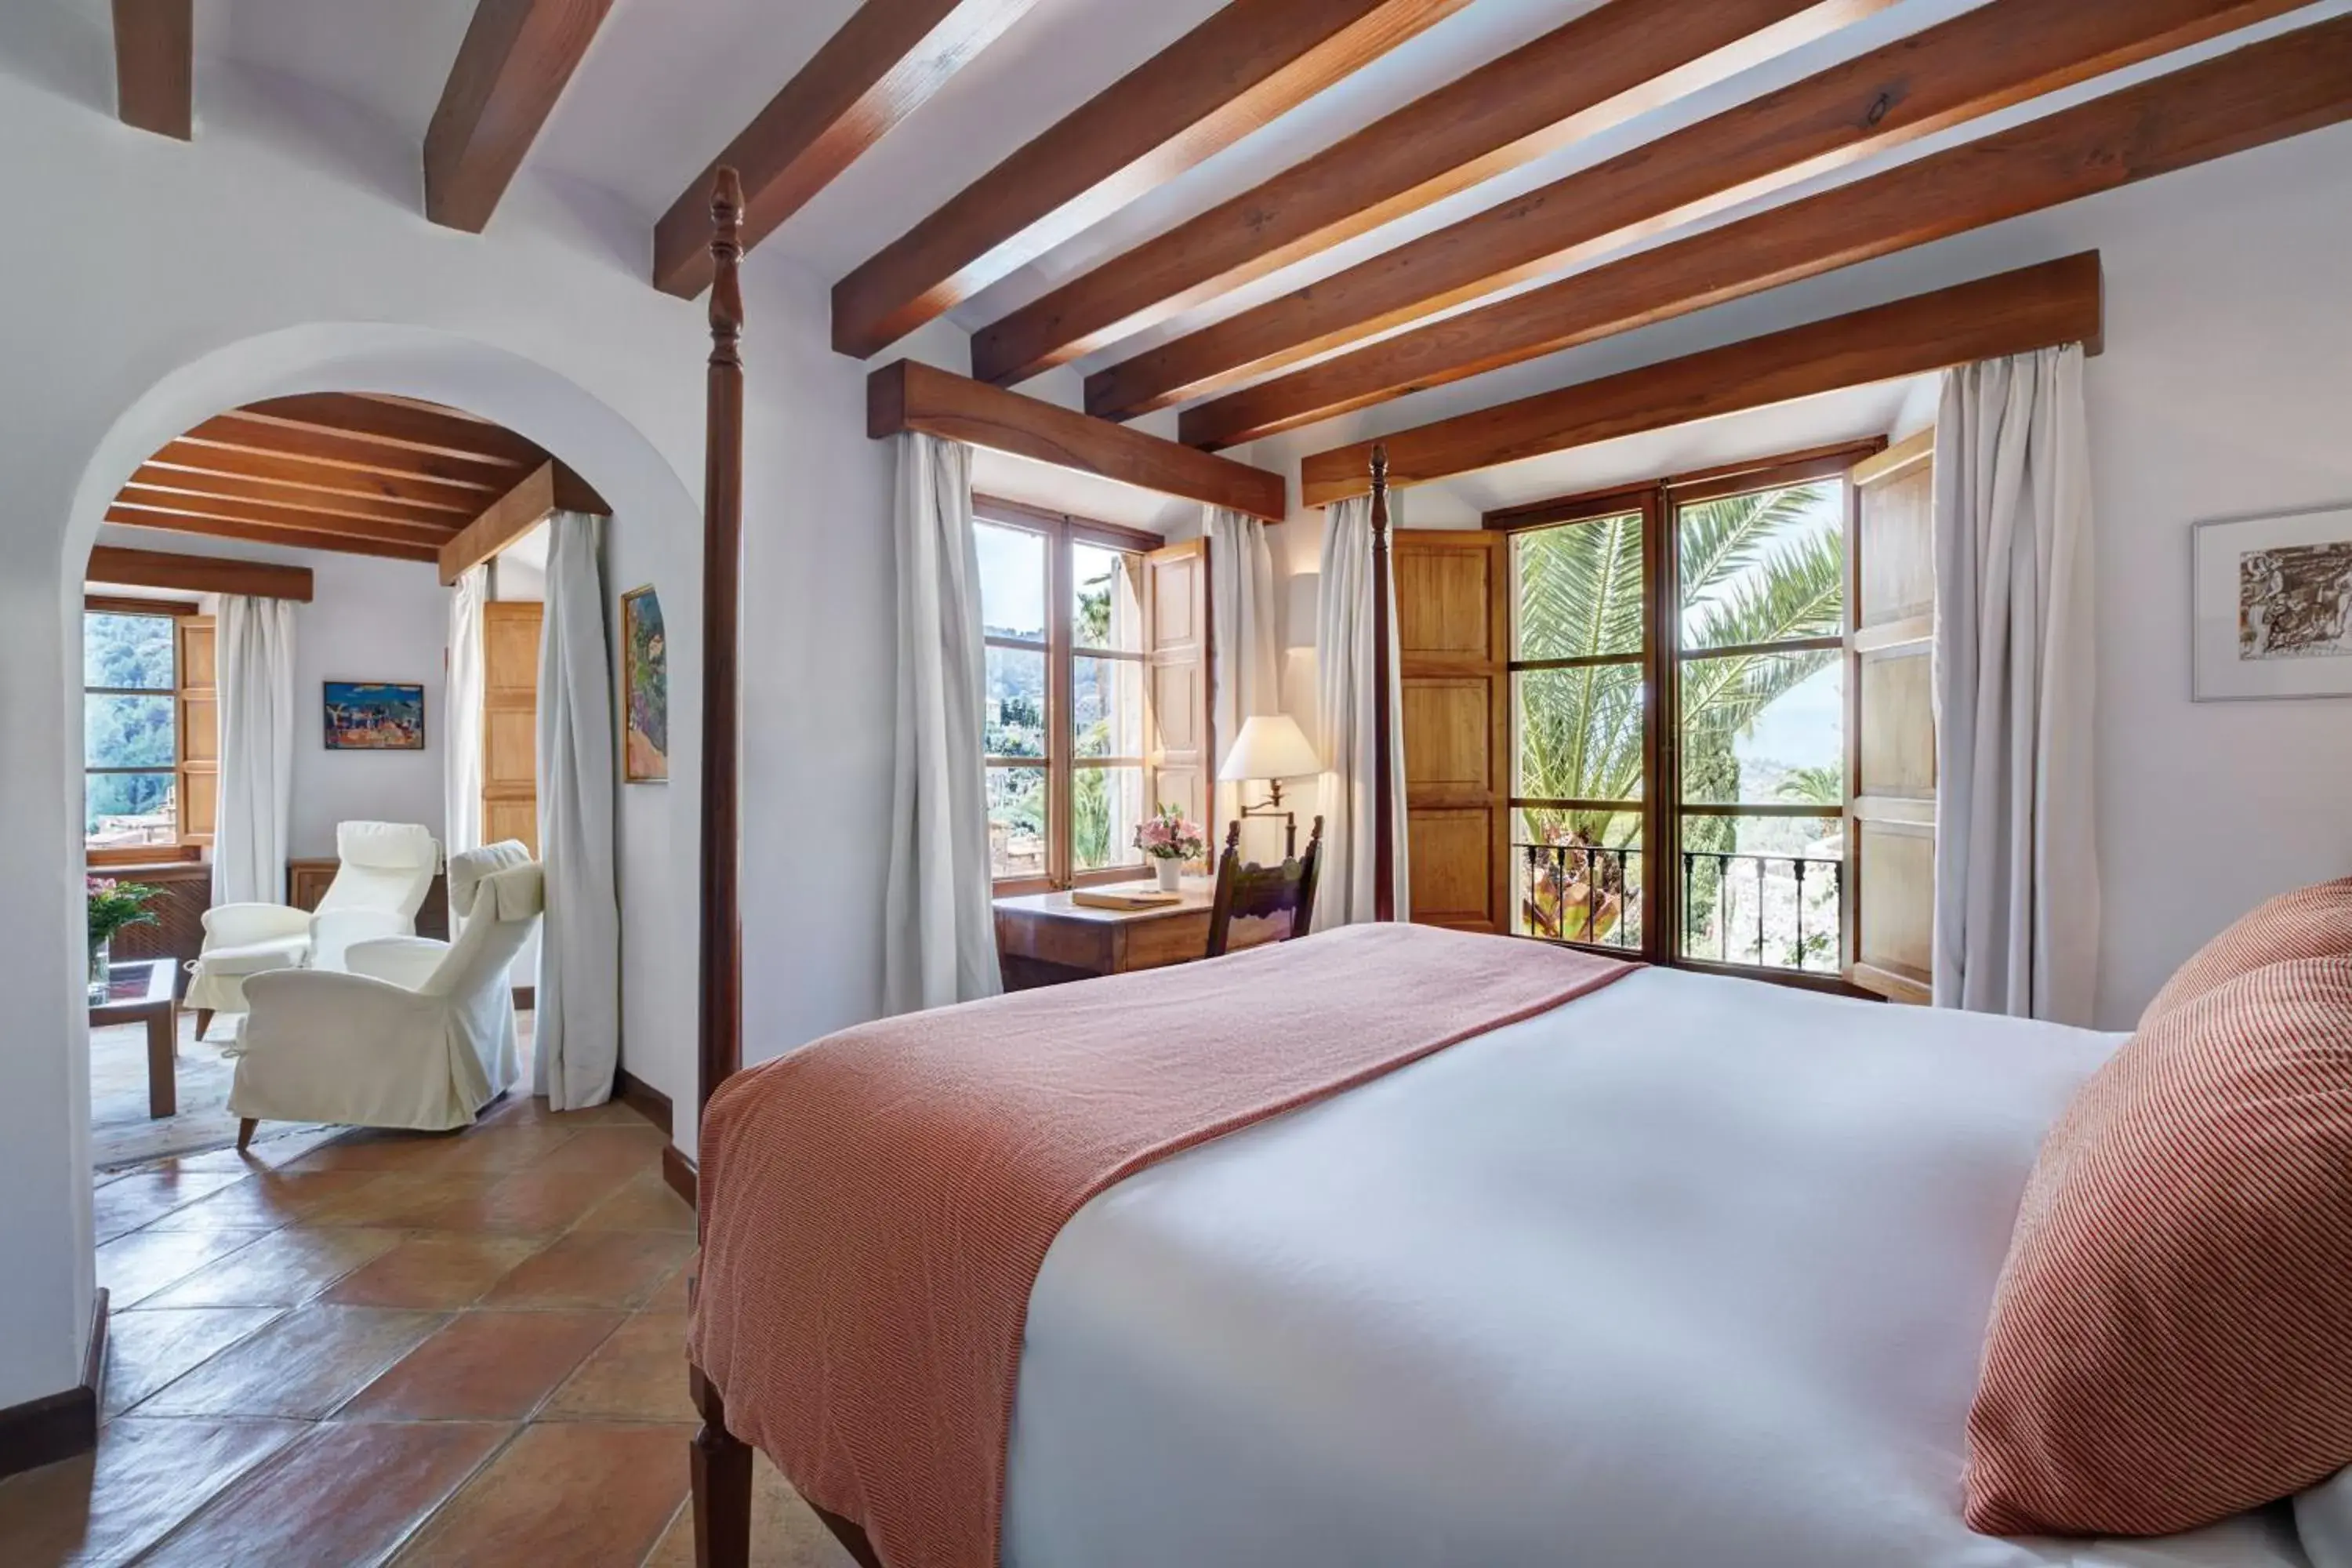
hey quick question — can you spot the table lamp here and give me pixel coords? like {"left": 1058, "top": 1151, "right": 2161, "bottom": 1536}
{"left": 1218, "top": 714, "right": 1321, "bottom": 859}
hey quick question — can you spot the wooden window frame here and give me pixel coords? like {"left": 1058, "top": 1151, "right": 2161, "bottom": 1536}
{"left": 976, "top": 495, "right": 1164, "bottom": 895}
{"left": 82, "top": 601, "right": 200, "bottom": 862}
{"left": 1486, "top": 441, "right": 1882, "bottom": 994}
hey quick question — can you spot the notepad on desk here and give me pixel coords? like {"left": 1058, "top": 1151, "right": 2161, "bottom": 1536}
{"left": 1071, "top": 889, "right": 1184, "bottom": 911}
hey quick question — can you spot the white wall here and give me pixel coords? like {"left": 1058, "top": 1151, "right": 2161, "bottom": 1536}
{"left": 0, "top": 47, "right": 896, "bottom": 1408}
{"left": 1243, "top": 122, "right": 2352, "bottom": 1033}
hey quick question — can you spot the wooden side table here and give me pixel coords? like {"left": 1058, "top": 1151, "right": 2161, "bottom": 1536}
{"left": 91, "top": 959, "right": 180, "bottom": 1119}
{"left": 993, "top": 878, "right": 1279, "bottom": 989}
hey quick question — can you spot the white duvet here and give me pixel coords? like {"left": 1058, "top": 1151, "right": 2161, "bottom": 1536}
{"left": 1003, "top": 967, "right": 2309, "bottom": 1568}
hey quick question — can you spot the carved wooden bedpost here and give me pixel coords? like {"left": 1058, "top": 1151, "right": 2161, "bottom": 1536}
{"left": 1368, "top": 443, "right": 1397, "bottom": 924}
{"left": 699, "top": 167, "right": 745, "bottom": 1127}
{"left": 692, "top": 166, "right": 757, "bottom": 1568}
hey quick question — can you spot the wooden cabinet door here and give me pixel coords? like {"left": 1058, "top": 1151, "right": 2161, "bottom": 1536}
{"left": 1844, "top": 430, "right": 1937, "bottom": 1004}
{"left": 481, "top": 601, "right": 543, "bottom": 855}
{"left": 1142, "top": 539, "right": 1211, "bottom": 847}
{"left": 1394, "top": 530, "right": 1509, "bottom": 934}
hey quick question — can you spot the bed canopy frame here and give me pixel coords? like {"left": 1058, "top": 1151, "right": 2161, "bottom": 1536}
{"left": 686, "top": 166, "right": 1397, "bottom": 1568}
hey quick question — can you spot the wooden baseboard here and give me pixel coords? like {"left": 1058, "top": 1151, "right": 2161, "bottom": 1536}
{"left": 0, "top": 1289, "right": 107, "bottom": 1480}
{"left": 662, "top": 1143, "right": 697, "bottom": 1208}
{"left": 613, "top": 1068, "right": 672, "bottom": 1137}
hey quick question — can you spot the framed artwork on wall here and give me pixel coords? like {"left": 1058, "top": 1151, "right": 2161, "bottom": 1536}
{"left": 323, "top": 681, "right": 426, "bottom": 750}
{"left": 621, "top": 584, "right": 669, "bottom": 782}
{"left": 2193, "top": 504, "right": 2352, "bottom": 701}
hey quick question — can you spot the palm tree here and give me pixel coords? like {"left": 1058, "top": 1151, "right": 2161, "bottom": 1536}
{"left": 1516, "top": 483, "right": 1842, "bottom": 942}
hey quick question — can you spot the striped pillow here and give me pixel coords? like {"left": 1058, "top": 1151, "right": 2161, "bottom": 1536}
{"left": 1964, "top": 956, "right": 2352, "bottom": 1538}
{"left": 2142, "top": 877, "right": 2352, "bottom": 1027}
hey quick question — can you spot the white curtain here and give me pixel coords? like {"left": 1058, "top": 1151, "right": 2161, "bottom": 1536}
{"left": 211, "top": 596, "right": 297, "bottom": 907}
{"left": 1312, "top": 495, "right": 1410, "bottom": 928}
{"left": 443, "top": 565, "right": 488, "bottom": 884}
{"left": 534, "top": 513, "right": 621, "bottom": 1109}
{"left": 882, "top": 433, "right": 1003, "bottom": 1013}
{"left": 1932, "top": 345, "right": 2100, "bottom": 1025}
{"left": 1207, "top": 506, "right": 1283, "bottom": 852}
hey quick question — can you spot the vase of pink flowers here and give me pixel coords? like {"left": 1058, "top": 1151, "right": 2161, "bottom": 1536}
{"left": 1134, "top": 804, "right": 1205, "bottom": 892}
{"left": 86, "top": 876, "right": 159, "bottom": 1004}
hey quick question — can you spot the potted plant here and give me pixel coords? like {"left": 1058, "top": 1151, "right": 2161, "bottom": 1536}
{"left": 1133, "top": 805, "right": 1205, "bottom": 893}
{"left": 86, "top": 875, "right": 159, "bottom": 1004}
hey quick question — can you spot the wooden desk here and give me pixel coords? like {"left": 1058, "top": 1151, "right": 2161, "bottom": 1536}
{"left": 92, "top": 959, "right": 179, "bottom": 1119}
{"left": 993, "top": 879, "right": 1278, "bottom": 989}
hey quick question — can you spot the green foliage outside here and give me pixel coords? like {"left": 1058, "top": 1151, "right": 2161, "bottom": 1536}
{"left": 82, "top": 613, "right": 177, "bottom": 835}
{"left": 1515, "top": 484, "right": 1843, "bottom": 943}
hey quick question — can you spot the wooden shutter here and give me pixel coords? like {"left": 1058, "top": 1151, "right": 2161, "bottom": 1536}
{"left": 1844, "top": 430, "right": 1937, "bottom": 1003}
{"left": 482, "top": 601, "right": 543, "bottom": 855}
{"left": 1142, "top": 539, "right": 1212, "bottom": 862}
{"left": 175, "top": 615, "right": 217, "bottom": 846}
{"left": 1394, "top": 530, "right": 1509, "bottom": 933}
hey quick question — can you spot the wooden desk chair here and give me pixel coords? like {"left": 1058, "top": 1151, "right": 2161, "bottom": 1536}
{"left": 1206, "top": 816, "right": 1326, "bottom": 959}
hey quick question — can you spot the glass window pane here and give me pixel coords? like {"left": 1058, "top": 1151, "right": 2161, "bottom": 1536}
{"left": 86, "top": 771, "right": 176, "bottom": 844}
{"left": 1073, "top": 544, "right": 1143, "bottom": 654}
{"left": 1678, "top": 815, "right": 1844, "bottom": 974}
{"left": 1512, "top": 808, "right": 1642, "bottom": 950}
{"left": 987, "top": 767, "right": 1047, "bottom": 880}
{"left": 1512, "top": 664, "right": 1643, "bottom": 802}
{"left": 976, "top": 521, "right": 1047, "bottom": 642}
{"left": 1512, "top": 513, "right": 1643, "bottom": 661}
{"left": 1677, "top": 480, "right": 1844, "bottom": 651}
{"left": 1073, "top": 764, "right": 1145, "bottom": 873}
{"left": 985, "top": 646, "right": 1047, "bottom": 757}
{"left": 1679, "top": 653, "right": 1843, "bottom": 806}
{"left": 83, "top": 612, "right": 175, "bottom": 691}
{"left": 1072, "top": 654, "right": 1143, "bottom": 759}
{"left": 85, "top": 694, "right": 176, "bottom": 769}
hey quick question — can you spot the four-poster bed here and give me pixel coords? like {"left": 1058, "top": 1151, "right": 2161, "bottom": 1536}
{"left": 674, "top": 165, "right": 2316, "bottom": 1568}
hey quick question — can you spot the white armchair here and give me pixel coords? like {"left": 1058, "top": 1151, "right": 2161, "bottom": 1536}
{"left": 187, "top": 820, "right": 439, "bottom": 1025}
{"left": 228, "top": 841, "right": 541, "bottom": 1142}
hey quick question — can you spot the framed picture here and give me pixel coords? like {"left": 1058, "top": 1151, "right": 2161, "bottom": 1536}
{"left": 323, "top": 681, "right": 426, "bottom": 750}
{"left": 2193, "top": 504, "right": 2352, "bottom": 702}
{"left": 621, "top": 585, "right": 669, "bottom": 782}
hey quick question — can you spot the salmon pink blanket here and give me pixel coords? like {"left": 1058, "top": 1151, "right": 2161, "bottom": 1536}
{"left": 689, "top": 924, "right": 1635, "bottom": 1568}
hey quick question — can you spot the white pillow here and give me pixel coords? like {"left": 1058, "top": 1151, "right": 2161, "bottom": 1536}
{"left": 2299, "top": 1468, "right": 2352, "bottom": 1568}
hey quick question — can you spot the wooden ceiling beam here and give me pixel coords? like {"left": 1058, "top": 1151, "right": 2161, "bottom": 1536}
{"left": 972, "top": 0, "right": 1883, "bottom": 387}
{"left": 145, "top": 443, "right": 485, "bottom": 512}
{"left": 108, "top": 495, "right": 458, "bottom": 548}
{"left": 435, "top": 461, "right": 606, "bottom": 584}
{"left": 832, "top": 0, "right": 1468, "bottom": 361}
{"left": 86, "top": 545, "right": 314, "bottom": 604}
{"left": 103, "top": 510, "right": 441, "bottom": 564}
{"left": 123, "top": 467, "right": 461, "bottom": 529}
{"left": 425, "top": 0, "right": 615, "bottom": 233}
{"left": 112, "top": 0, "right": 193, "bottom": 140}
{"left": 1181, "top": 10, "right": 2352, "bottom": 448}
{"left": 653, "top": 0, "right": 1047, "bottom": 299}
{"left": 1300, "top": 252, "right": 2103, "bottom": 507}
{"left": 175, "top": 418, "right": 512, "bottom": 490}
{"left": 236, "top": 394, "right": 548, "bottom": 466}
{"left": 1094, "top": 0, "right": 2303, "bottom": 427}
{"left": 869, "top": 360, "right": 1285, "bottom": 521}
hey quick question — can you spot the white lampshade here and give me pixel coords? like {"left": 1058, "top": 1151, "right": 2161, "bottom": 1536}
{"left": 1219, "top": 714, "right": 1320, "bottom": 782}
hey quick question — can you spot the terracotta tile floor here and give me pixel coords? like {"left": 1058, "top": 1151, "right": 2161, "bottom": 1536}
{"left": 0, "top": 1098, "right": 856, "bottom": 1567}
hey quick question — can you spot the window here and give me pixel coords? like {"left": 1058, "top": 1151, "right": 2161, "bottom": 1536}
{"left": 978, "top": 501, "right": 1160, "bottom": 891}
{"left": 84, "top": 608, "right": 181, "bottom": 850}
{"left": 1507, "top": 453, "right": 1849, "bottom": 978}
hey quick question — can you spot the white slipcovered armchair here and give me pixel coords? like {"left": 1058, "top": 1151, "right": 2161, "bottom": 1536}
{"left": 187, "top": 820, "right": 439, "bottom": 1026}
{"left": 228, "top": 841, "right": 541, "bottom": 1143}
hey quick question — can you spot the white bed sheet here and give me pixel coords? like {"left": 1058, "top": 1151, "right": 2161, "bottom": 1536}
{"left": 1003, "top": 967, "right": 2308, "bottom": 1568}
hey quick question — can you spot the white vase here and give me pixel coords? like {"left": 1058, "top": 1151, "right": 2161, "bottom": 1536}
{"left": 1154, "top": 858, "right": 1181, "bottom": 893}
{"left": 88, "top": 937, "right": 111, "bottom": 1006}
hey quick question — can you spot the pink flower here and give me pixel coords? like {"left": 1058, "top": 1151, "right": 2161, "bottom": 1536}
{"left": 1132, "top": 804, "right": 1205, "bottom": 861}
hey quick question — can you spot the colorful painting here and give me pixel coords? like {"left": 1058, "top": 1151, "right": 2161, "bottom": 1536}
{"left": 622, "top": 585, "right": 669, "bottom": 782}
{"left": 323, "top": 681, "right": 426, "bottom": 750}
{"left": 2194, "top": 504, "right": 2352, "bottom": 701}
